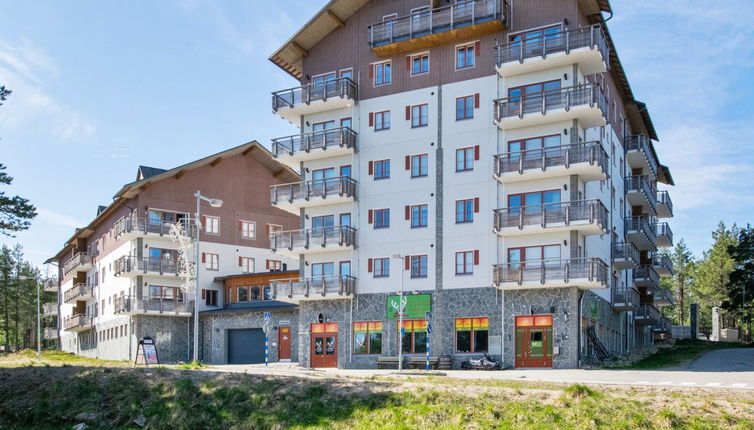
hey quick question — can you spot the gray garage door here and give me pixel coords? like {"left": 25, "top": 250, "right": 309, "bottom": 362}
{"left": 227, "top": 328, "right": 265, "bottom": 364}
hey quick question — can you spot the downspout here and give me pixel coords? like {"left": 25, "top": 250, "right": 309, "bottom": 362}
{"left": 349, "top": 296, "right": 353, "bottom": 364}
{"left": 578, "top": 290, "right": 585, "bottom": 367}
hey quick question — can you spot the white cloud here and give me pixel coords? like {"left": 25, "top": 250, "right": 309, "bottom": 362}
{"left": 36, "top": 208, "right": 85, "bottom": 229}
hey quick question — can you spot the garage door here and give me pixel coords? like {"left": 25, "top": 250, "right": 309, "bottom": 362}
{"left": 227, "top": 328, "right": 265, "bottom": 364}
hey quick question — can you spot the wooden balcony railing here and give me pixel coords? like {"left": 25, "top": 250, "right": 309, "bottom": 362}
{"left": 270, "top": 225, "right": 357, "bottom": 252}
{"left": 272, "top": 127, "right": 357, "bottom": 159}
{"left": 494, "top": 83, "right": 607, "bottom": 121}
{"left": 114, "top": 296, "right": 192, "bottom": 315}
{"left": 44, "top": 327, "right": 59, "bottom": 339}
{"left": 114, "top": 215, "right": 194, "bottom": 239}
{"left": 493, "top": 199, "right": 608, "bottom": 232}
{"left": 63, "top": 283, "right": 93, "bottom": 304}
{"left": 271, "top": 275, "right": 356, "bottom": 300}
{"left": 63, "top": 314, "right": 92, "bottom": 331}
{"left": 114, "top": 256, "right": 181, "bottom": 277}
{"left": 494, "top": 141, "right": 608, "bottom": 177}
{"left": 625, "top": 135, "right": 659, "bottom": 177}
{"left": 63, "top": 252, "right": 93, "bottom": 275}
{"left": 271, "top": 176, "right": 357, "bottom": 205}
{"left": 493, "top": 258, "right": 608, "bottom": 287}
{"left": 272, "top": 77, "right": 358, "bottom": 112}
{"left": 612, "top": 242, "right": 639, "bottom": 265}
{"left": 495, "top": 24, "right": 608, "bottom": 66}
{"left": 43, "top": 278, "right": 59, "bottom": 292}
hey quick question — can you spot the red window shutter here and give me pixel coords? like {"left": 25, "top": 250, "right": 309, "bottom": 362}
{"left": 369, "top": 64, "right": 374, "bottom": 80}
{"left": 368, "top": 209, "right": 373, "bottom": 224}
{"left": 238, "top": 220, "right": 242, "bottom": 231}
{"left": 265, "top": 259, "right": 269, "bottom": 269}
{"left": 266, "top": 224, "right": 270, "bottom": 234}
{"left": 474, "top": 93, "right": 480, "bottom": 109}
{"left": 474, "top": 250, "right": 480, "bottom": 265}
{"left": 368, "top": 258, "right": 373, "bottom": 273}
{"left": 474, "top": 197, "right": 480, "bottom": 213}
{"left": 238, "top": 256, "right": 242, "bottom": 267}
{"left": 475, "top": 41, "right": 481, "bottom": 57}
{"left": 405, "top": 205, "right": 410, "bottom": 220}
{"left": 201, "top": 252, "right": 206, "bottom": 263}
{"left": 405, "top": 56, "right": 411, "bottom": 71}
{"left": 404, "top": 256, "right": 410, "bottom": 270}
{"left": 474, "top": 145, "right": 480, "bottom": 161}
{"left": 201, "top": 289, "right": 206, "bottom": 300}
{"left": 368, "top": 161, "right": 374, "bottom": 175}
{"left": 368, "top": 112, "right": 374, "bottom": 127}
{"left": 405, "top": 155, "right": 411, "bottom": 170}
{"left": 201, "top": 216, "right": 206, "bottom": 229}
{"left": 405, "top": 105, "right": 411, "bottom": 121}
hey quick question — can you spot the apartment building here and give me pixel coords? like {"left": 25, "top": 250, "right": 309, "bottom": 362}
{"left": 47, "top": 142, "right": 300, "bottom": 363}
{"left": 266, "top": 0, "right": 674, "bottom": 369}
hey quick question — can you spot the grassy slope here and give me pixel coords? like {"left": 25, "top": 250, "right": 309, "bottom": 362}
{"left": 0, "top": 366, "right": 753, "bottom": 430}
{"left": 618, "top": 340, "right": 744, "bottom": 370}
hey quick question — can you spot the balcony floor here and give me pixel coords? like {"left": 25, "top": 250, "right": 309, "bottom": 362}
{"left": 612, "top": 257, "right": 636, "bottom": 270}
{"left": 626, "top": 150, "right": 655, "bottom": 178}
{"left": 372, "top": 19, "right": 504, "bottom": 57}
{"left": 626, "top": 190, "right": 656, "bottom": 216}
{"left": 495, "top": 220, "right": 606, "bottom": 237}
{"left": 272, "top": 244, "right": 355, "bottom": 258}
{"left": 273, "top": 194, "right": 356, "bottom": 216}
{"left": 497, "top": 47, "right": 607, "bottom": 78}
{"left": 626, "top": 231, "right": 656, "bottom": 252}
{"left": 494, "top": 276, "right": 606, "bottom": 291}
{"left": 275, "top": 97, "right": 355, "bottom": 124}
{"left": 496, "top": 104, "right": 606, "bottom": 130}
{"left": 274, "top": 145, "right": 355, "bottom": 170}
{"left": 494, "top": 162, "right": 606, "bottom": 184}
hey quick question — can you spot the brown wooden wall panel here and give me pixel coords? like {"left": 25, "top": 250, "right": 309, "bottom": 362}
{"left": 223, "top": 272, "right": 299, "bottom": 304}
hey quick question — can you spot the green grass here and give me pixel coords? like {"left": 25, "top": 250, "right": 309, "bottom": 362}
{"left": 617, "top": 339, "right": 742, "bottom": 370}
{"left": 174, "top": 360, "right": 212, "bottom": 370}
{"left": 0, "top": 349, "right": 129, "bottom": 367}
{"left": 0, "top": 366, "right": 752, "bottom": 429}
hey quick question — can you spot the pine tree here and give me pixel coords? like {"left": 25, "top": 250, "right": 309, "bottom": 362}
{"left": 692, "top": 222, "right": 738, "bottom": 330}
{"left": 668, "top": 240, "right": 694, "bottom": 325}
{"left": 724, "top": 225, "right": 754, "bottom": 339}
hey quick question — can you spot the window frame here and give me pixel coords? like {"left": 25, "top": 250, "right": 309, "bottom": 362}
{"left": 373, "top": 257, "right": 390, "bottom": 278}
{"left": 410, "top": 154, "right": 429, "bottom": 178}
{"left": 410, "top": 204, "right": 428, "bottom": 228}
{"left": 456, "top": 95, "right": 475, "bottom": 120}
{"left": 454, "top": 317, "right": 489, "bottom": 354}
{"left": 455, "top": 199, "right": 474, "bottom": 223}
{"left": 410, "top": 52, "right": 430, "bottom": 76}
{"left": 240, "top": 220, "right": 256, "bottom": 240}
{"left": 456, "top": 43, "right": 476, "bottom": 70}
{"left": 353, "top": 321, "right": 383, "bottom": 355}
{"left": 374, "top": 208, "right": 390, "bottom": 229}
{"left": 455, "top": 147, "right": 475, "bottom": 172}
{"left": 204, "top": 215, "right": 220, "bottom": 235}
{"left": 411, "top": 104, "right": 428, "bottom": 128}
{"left": 410, "top": 255, "right": 428, "bottom": 278}
{"left": 455, "top": 251, "right": 474, "bottom": 275}
{"left": 374, "top": 159, "right": 391, "bottom": 180}
{"left": 399, "top": 319, "right": 428, "bottom": 354}
{"left": 373, "top": 60, "right": 392, "bottom": 86}
{"left": 240, "top": 256, "right": 255, "bottom": 273}
{"left": 374, "top": 110, "right": 391, "bottom": 131}
{"left": 205, "top": 253, "right": 220, "bottom": 271}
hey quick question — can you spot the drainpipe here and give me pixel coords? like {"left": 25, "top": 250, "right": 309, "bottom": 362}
{"left": 349, "top": 296, "right": 353, "bottom": 364}
{"left": 578, "top": 290, "right": 585, "bottom": 367}
{"left": 500, "top": 289, "right": 505, "bottom": 366}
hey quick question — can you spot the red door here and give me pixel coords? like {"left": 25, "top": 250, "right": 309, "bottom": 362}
{"left": 278, "top": 326, "right": 292, "bottom": 361}
{"left": 310, "top": 323, "right": 338, "bottom": 368}
{"left": 515, "top": 315, "right": 554, "bottom": 368}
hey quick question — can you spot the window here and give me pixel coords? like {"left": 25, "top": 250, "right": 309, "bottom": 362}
{"left": 374, "top": 159, "right": 390, "bottom": 179}
{"left": 507, "top": 134, "right": 561, "bottom": 154}
{"left": 400, "top": 320, "right": 428, "bottom": 354}
{"left": 455, "top": 199, "right": 475, "bottom": 223}
{"left": 410, "top": 255, "right": 428, "bottom": 278}
{"left": 456, "top": 147, "right": 475, "bottom": 171}
{"left": 267, "top": 224, "right": 282, "bottom": 236}
{"left": 374, "top": 209, "right": 390, "bottom": 229}
{"left": 410, "top": 154, "right": 428, "bottom": 178}
{"left": 373, "top": 257, "right": 390, "bottom": 278}
{"left": 410, "top": 204, "right": 428, "bottom": 228}
{"left": 240, "top": 220, "right": 255, "bottom": 239}
{"left": 340, "top": 165, "right": 352, "bottom": 178}
{"left": 411, "top": 53, "right": 429, "bottom": 75}
{"left": 455, "top": 317, "right": 489, "bottom": 353}
{"left": 507, "top": 245, "right": 561, "bottom": 268}
{"left": 204, "top": 216, "right": 220, "bottom": 235}
{"left": 374, "top": 111, "right": 391, "bottom": 131}
{"left": 455, "top": 251, "right": 477, "bottom": 275}
{"left": 456, "top": 43, "right": 475, "bottom": 69}
{"left": 267, "top": 259, "right": 282, "bottom": 271}
{"left": 456, "top": 95, "right": 475, "bottom": 120}
{"left": 507, "top": 190, "right": 561, "bottom": 211}
{"left": 507, "top": 80, "right": 562, "bottom": 108}
{"left": 354, "top": 321, "right": 383, "bottom": 354}
{"left": 240, "top": 257, "right": 255, "bottom": 273}
{"left": 374, "top": 61, "right": 391, "bottom": 85}
{"left": 205, "top": 290, "right": 218, "bottom": 307}
{"left": 204, "top": 252, "right": 219, "bottom": 270}
{"left": 411, "top": 104, "right": 428, "bottom": 128}
{"left": 148, "top": 285, "right": 181, "bottom": 300}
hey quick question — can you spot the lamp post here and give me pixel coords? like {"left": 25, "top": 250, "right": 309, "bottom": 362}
{"left": 193, "top": 191, "right": 223, "bottom": 363}
{"left": 19, "top": 275, "right": 41, "bottom": 362}
{"left": 392, "top": 254, "right": 405, "bottom": 371}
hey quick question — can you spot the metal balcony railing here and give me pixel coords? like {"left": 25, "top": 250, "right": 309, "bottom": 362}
{"left": 43, "top": 278, "right": 59, "bottom": 291}
{"left": 656, "top": 190, "right": 673, "bottom": 216}
{"left": 612, "top": 286, "right": 640, "bottom": 308}
{"left": 652, "top": 253, "right": 674, "bottom": 274}
{"left": 626, "top": 216, "right": 657, "bottom": 243}
{"left": 114, "top": 296, "right": 192, "bottom": 315}
{"left": 114, "top": 215, "right": 194, "bottom": 239}
{"left": 656, "top": 222, "right": 674, "bottom": 246}
{"left": 636, "top": 303, "right": 661, "bottom": 324}
{"left": 63, "top": 314, "right": 92, "bottom": 331}
{"left": 63, "top": 283, "right": 93, "bottom": 304}
{"left": 114, "top": 256, "right": 181, "bottom": 277}
{"left": 270, "top": 225, "right": 357, "bottom": 252}
{"left": 43, "top": 303, "right": 58, "bottom": 315}
{"left": 493, "top": 199, "right": 608, "bottom": 232}
{"left": 624, "top": 135, "right": 659, "bottom": 177}
{"left": 493, "top": 258, "right": 608, "bottom": 286}
{"left": 494, "top": 83, "right": 607, "bottom": 121}
{"left": 271, "top": 275, "right": 356, "bottom": 299}
{"left": 272, "top": 127, "right": 357, "bottom": 159}
{"left": 368, "top": 0, "right": 509, "bottom": 47}
{"left": 495, "top": 24, "right": 608, "bottom": 67}
{"left": 634, "top": 265, "right": 660, "bottom": 289}
{"left": 271, "top": 176, "right": 357, "bottom": 205}
{"left": 44, "top": 327, "right": 59, "bottom": 339}
{"left": 626, "top": 175, "right": 657, "bottom": 212}
{"left": 654, "top": 317, "right": 672, "bottom": 333}
{"left": 63, "top": 252, "right": 93, "bottom": 275}
{"left": 272, "top": 77, "right": 358, "bottom": 112}
{"left": 613, "top": 242, "right": 639, "bottom": 265}
{"left": 654, "top": 287, "right": 675, "bottom": 306}
{"left": 494, "top": 141, "right": 608, "bottom": 177}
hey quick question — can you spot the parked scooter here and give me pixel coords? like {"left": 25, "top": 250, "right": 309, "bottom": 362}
{"left": 461, "top": 354, "right": 501, "bottom": 370}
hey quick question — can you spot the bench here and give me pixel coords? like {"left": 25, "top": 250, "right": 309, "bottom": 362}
{"left": 377, "top": 356, "right": 400, "bottom": 369}
{"left": 408, "top": 356, "right": 438, "bottom": 369}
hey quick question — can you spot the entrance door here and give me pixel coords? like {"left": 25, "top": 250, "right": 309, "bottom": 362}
{"left": 278, "top": 326, "right": 292, "bottom": 361}
{"left": 515, "top": 315, "right": 554, "bottom": 368}
{"left": 310, "top": 323, "right": 338, "bottom": 368}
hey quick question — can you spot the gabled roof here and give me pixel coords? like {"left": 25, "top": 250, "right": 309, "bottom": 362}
{"left": 137, "top": 166, "right": 167, "bottom": 181}
{"left": 96, "top": 205, "right": 108, "bottom": 216}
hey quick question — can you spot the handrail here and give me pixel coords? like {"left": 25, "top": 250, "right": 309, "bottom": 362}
{"left": 625, "top": 175, "right": 658, "bottom": 212}
{"left": 63, "top": 283, "right": 93, "bottom": 303}
{"left": 493, "top": 83, "right": 607, "bottom": 121}
{"left": 652, "top": 253, "right": 674, "bottom": 273}
{"left": 114, "top": 296, "right": 191, "bottom": 314}
{"left": 624, "top": 135, "right": 659, "bottom": 177}
{"left": 63, "top": 314, "right": 92, "bottom": 330}
{"left": 272, "top": 126, "right": 358, "bottom": 158}
{"left": 495, "top": 24, "right": 609, "bottom": 67}
{"left": 626, "top": 216, "right": 657, "bottom": 242}
{"left": 114, "top": 256, "right": 181, "bottom": 276}
{"left": 114, "top": 215, "right": 194, "bottom": 239}
{"left": 63, "top": 252, "right": 93, "bottom": 275}
{"left": 271, "top": 176, "right": 357, "bottom": 205}
{"left": 493, "top": 199, "right": 608, "bottom": 231}
{"left": 270, "top": 225, "right": 357, "bottom": 251}
{"left": 493, "top": 257, "right": 608, "bottom": 286}
{"left": 494, "top": 141, "right": 608, "bottom": 177}
{"left": 636, "top": 303, "right": 661, "bottom": 323}
{"left": 367, "top": 0, "right": 509, "bottom": 47}
{"left": 654, "top": 287, "right": 675, "bottom": 305}
{"left": 634, "top": 264, "right": 660, "bottom": 288}
{"left": 656, "top": 222, "right": 674, "bottom": 245}
{"left": 657, "top": 190, "right": 673, "bottom": 216}
{"left": 272, "top": 77, "right": 358, "bottom": 112}
{"left": 613, "top": 242, "right": 639, "bottom": 264}
{"left": 612, "top": 286, "right": 640, "bottom": 308}
{"left": 271, "top": 275, "right": 356, "bottom": 299}
{"left": 43, "top": 303, "right": 58, "bottom": 314}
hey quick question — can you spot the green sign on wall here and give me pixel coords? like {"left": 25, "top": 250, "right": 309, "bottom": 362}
{"left": 386, "top": 294, "right": 431, "bottom": 319}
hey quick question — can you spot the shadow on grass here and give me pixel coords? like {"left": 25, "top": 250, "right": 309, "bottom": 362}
{"left": 607, "top": 339, "right": 747, "bottom": 371}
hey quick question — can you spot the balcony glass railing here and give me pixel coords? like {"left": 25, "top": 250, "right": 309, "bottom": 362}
{"left": 494, "top": 141, "right": 608, "bottom": 177}
{"left": 114, "top": 256, "right": 181, "bottom": 276}
{"left": 634, "top": 265, "right": 660, "bottom": 289}
{"left": 493, "top": 199, "right": 608, "bottom": 231}
{"left": 272, "top": 127, "right": 357, "bottom": 159}
{"left": 656, "top": 222, "right": 674, "bottom": 246}
{"left": 493, "top": 257, "right": 608, "bottom": 286}
{"left": 270, "top": 225, "right": 357, "bottom": 252}
{"left": 271, "top": 275, "right": 356, "bottom": 299}
{"left": 626, "top": 216, "right": 657, "bottom": 243}
{"left": 494, "top": 83, "right": 607, "bottom": 121}
{"left": 613, "top": 286, "right": 640, "bottom": 308}
{"left": 613, "top": 242, "right": 639, "bottom": 265}
{"left": 654, "top": 287, "right": 675, "bottom": 306}
{"left": 636, "top": 303, "right": 661, "bottom": 324}
{"left": 43, "top": 278, "right": 59, "bottom": 291}
{"left": 271, "top": 176, "right": 357, "bottom": 205}
{"left": 495, "top": 24, "right": 608, "bottom": 67}
{"left": 624, "top": 135, "right": 659, "bottom": 177}
{"left": 652, "top": 253, "right": 674, "bottom": 274}
{"left": 272, "top": 78, "right": 358, "bottom": 112}
{"left": 43, "top": 303, "right": 58, "bottom": 315}
{"left": 657, "top": 190, "right": 673, "bottom": 216}
{"left": 626, "top": 175, "right": 657, "bottom": 212}
{"left": 114, "top": 296, "right": 191, "bottom": 314}
{"left": 114, "top": 215, "right": 194, "bottom": 239}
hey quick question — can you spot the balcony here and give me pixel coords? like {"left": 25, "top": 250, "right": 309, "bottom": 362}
{"left": 43, "top": 303, "right": 58, "bottom": 316}
{"left": 652, "top": 253, "right": 674, "bottom": 277}
{"left": 63, "top": 252, "right": 93, "bottom": 276}
{"left": 44, "top": 327, "right": 59, "bottom": 340}
{"left": 612, "top": 242, "right": 639, "bottom": 269}
{"left": 114, "top": 296, "right": 192, "bottom": 316}
{"left": 654, "top": 287, "right": 675, "bottom": 307}
{"left": 270, "top": 225, "right": 356, "bottom": 257}
{"left": 653, "top": 317, "right": 672, "bottom": 333}
{"left": 114, "top": 256, "right": 181, "bottom": 278}
{"left": 493, "top": 141, "right": 608, "bottom": 184}
{"left": 493, "top": 199, "right": 608, "bottom": 237}
{"left": 271, "top": 78, "right": 358, "bottom": 123}
{"left": 271, "top": 176, "right": 357, "bottom": 215}
{"left": 626, "top": 175, "right": 657, "bottom": 216}
{"left": 272, "top": 127, "right": 357, "bottom": 168}
{"left": 492, "top": 258, "right": 608, "bottom": 291}
{"left": 43, "top": 278, "right": 59, "bottom": 292}
{"left": 64, "top": 314, "right": 92, "bottom": 332}
{"left": 625, "top": 135, "right": 659, "bottom": 178}
{"left": 626, "top": 216, "right": 657, "bottom": 251}
{"left": 612, "top": 286, "right": 640, "bottom": 311}
{"left": 634, "top": 265, "right": 660, "bottom": 290}
{"left": 656, "top": 222, "right": 674, "bottom": 248}
{"left": 63, "top": 283, "right": 93, "bottom": 304}
{"left": 367, "top": 0, "right": 509, "bottom": 56}
{"left": 114, "top": 216, "right": 194, "bottom": 242}
{"left": 656, "top": 191, "right": 673, "bottom": 218}
{"left": 494, "top": 83, "right": 607, "bottom": 130}
{"left": 496, "top": 24, "right": 608, "bottom": 77}
{"left": 634, "top": 303, "right": 661, "bottom": 326}
{"left": 270, "top": 275, "right": 356, "bottom": 303}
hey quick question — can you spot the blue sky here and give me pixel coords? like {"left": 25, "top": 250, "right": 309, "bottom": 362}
{"left": 0, "top": 0, "right": 752, "bottom": 268}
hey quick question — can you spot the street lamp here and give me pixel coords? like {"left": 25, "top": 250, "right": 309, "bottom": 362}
{"left": 193, "top": 191, "right": 223, "bottom": 363}
{"left": 18, "top": 275, "right": 41, "bottom": 362}
{"left": 392, "top": 254, "right": 405, "bottom": 371}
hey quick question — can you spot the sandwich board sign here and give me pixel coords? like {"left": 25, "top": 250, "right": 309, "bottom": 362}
{"left": 135, "top": 336, "right": 160, "bottom": 366}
